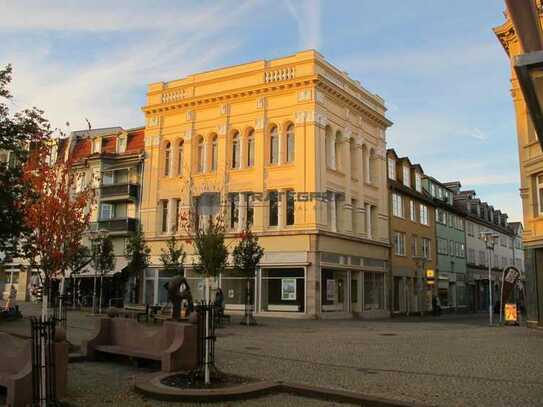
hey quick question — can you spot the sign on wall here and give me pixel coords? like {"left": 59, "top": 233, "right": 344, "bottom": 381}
{"left": 281, "top": 278, "right": 297, "bottom": 301}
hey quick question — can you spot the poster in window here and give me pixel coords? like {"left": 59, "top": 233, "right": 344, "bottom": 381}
{"left": 326, "top": 279, "right": 336, "bottom": 302}
{"left": 281, "top": 278, "right": 297, "bottom": 301}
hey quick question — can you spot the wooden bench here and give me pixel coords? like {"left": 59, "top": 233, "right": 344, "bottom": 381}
{"left": 120, "top": 304, "right": 149, "bottom": 322}
{"left": 82, "top": 317, "right": 197, "bottom": 372}
{"left": 0, "top": 332, "right": 68, "bottom": 407}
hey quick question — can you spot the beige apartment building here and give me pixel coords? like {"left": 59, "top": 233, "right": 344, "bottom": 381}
{"left": 495, "top": 6, "right": 543, "bottom": 327}
{"left": 140, "top": 50, "right": 392, "bottom": 318}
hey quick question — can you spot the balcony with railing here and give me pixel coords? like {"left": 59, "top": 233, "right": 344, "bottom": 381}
{"left": 91, "top": 217, "right": 138, "bottom": 233}
{"left": 100, "top": 183, "right": 139, "bottom": 201}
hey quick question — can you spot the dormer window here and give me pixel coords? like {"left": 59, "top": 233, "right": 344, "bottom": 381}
{"left": 387, "top": 158, "right": 396, "bottom": 180}
{"left": 403, "top": 165, "right": 410, "bottom": 187}
{"left": 117, "top": 135, "right": 127, "bottom": 154}
{"left": 415, "top": 172, "right": 422, "bottom": 192}
{"left": 92, "top": 137, "right": 101, "bottom": 154}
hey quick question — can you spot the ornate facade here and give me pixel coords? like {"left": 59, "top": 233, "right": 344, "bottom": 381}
{"left": 141, "top": 50, "right": 392, "bottom": 318}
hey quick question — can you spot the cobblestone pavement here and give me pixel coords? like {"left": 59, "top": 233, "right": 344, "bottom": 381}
{"left": 2, "top": 303, "right": 542, "bottom": 406}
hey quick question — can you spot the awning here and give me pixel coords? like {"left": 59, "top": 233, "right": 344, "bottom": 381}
{"left": 71, "top": 257, "right": 128, "bottom": 278}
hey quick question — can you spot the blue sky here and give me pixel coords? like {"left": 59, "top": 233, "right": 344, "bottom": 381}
{"left": 1, "top": 0, "right": 521, "bottom": 220}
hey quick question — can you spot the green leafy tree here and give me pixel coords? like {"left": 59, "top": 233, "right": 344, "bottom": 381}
{"left": 232, "top": 230, "right": 264, "bottom": 325}
{"left": 125, "top": 225, "right": 150, "bottom": 303}
{"left": 160, "top": 235, "right": 186, "bottom": 275}
{"left": 190, "top": 217, "right": 228, "bottom": 289}
{"left": 0, "top": 64, "right": 50, "bottom": 256}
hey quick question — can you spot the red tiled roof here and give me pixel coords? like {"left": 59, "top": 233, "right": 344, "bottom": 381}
{"left": 70, "top": 138, "right": 91, "bottom": 162}
{"left": 125, "top": 128, "right": 145, "bottom": 154}
{"left": 101, "top": 136, "right": 117, "bottom": 154}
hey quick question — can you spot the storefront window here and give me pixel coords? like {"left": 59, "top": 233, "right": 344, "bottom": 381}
{"left": 261, "top": 268, "right": 304, "bottom": 312}
{"left": 363, "top": 272, "right": 385, "bottom": 310}
{"left": 221, "top": 271, "right": 255, "bottom": 310}
{"left": 322, "top": 269, "right": 347, "bottom": 312}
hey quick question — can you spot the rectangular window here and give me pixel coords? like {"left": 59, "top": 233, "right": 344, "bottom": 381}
{"left": 449, "top": 240, "right": 455, "bottom": 257}
{"left": 247, "top": 137, "right": 255, "bottom": 167}
{"left": 422, "top": 238, "right": 431, "bottom": 259}
{"left": 415, "top": 172, "right": 422, "bottom": 192}
{"left": 230, "top": 193, "right": 239, "bottom": 229}
{"left": 436, "top": 208, "right": 445, "bottom": 224}
{"left": 287, "top": 191, "right": 295, "bottom": 226}
{"left": 388, "top": 158, "right": 396, "bottom": 180}
{"left": 411, "top": 235, "right": 418, "bottom": 257}
{"left": 410, "top": 200, "right": 416, "bottom": 222}
{"left": 468, "top": 248, "right": 475, "bottom": 264}
{"left": 246, "top": 193, "right": 254, "bottom": 228}
{"left": 100, "top": 203, "right": 113, "bottom": 220}
{"left": 363, "top": 272, "right": 385, "bottom": 311}
{"left": 161, "top": 200, "right": 169, "bottom": 233}
{"left": 93, "top": 137, "right": 101, "bottom": 154}
{"left": 102, "top": 170, "right": 114, "bottom": 185}
{"left": 117, "top": 136, "right": 127, "bottom": 153}
{"left": 393, "top": 231, "right": 406, "bottom": 256}
{"left": 403, "top": 165, "right": 410, "bottom": 187}
{"left": 437, "top": 238, "right": 448, "bottom": 255}
{"left": 419, "top": 204, "right": 429, "bottom": 225}
{"left": 392, "top": 193, "right": 403, "bottom": 218}
{"left": 459, "top": 243, "right": 465, "bottom": 258}
{"left": 269, "top": 191, "right": 278, "bottom": 226}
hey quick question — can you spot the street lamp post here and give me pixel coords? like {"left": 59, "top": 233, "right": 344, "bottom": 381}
{"left": 481, "top": 232, "right": 499, "bottom": 326}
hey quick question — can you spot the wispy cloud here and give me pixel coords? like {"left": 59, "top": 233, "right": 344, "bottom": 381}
{"left": 284, "top": 0, "right": 321, "bottom": 50}
{"left": 2, "top": 1, "right": 258, "bottom": 131}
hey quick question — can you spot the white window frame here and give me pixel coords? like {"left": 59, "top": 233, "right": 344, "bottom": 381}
{"left": 100, "top": 203, "right": 114, "bottom": 220}
{"left": 410, "top": 200, "right": 416, "bottom": 222}
{"left": 393, "top": 231, "right": 406, "bottom": 256}
{"left": 419, "top": 204, "right": 429, "bottom": 226}
{"left": 415, "top": 172, "right": 422, "bottom": 192}
{"left": 117, "top": 135, "right": 127, "bottom": 154}
{"left": 403, "top": 165, "right": 410, "bottom": 187}
{"left": 392, "top": 193, "right": 403, "bottom": 218}
{"left": 388, "top": 158, "right": 396, "bottom": 180}
{"left": 422, "top": 238, "right": 431, "bottom": 259}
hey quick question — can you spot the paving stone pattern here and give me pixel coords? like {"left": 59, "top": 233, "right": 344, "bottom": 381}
{"left": 2, "top": 303, "right": 542, "bottom": 406}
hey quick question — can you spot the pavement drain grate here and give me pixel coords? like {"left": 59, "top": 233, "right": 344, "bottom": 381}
{"left": 244, "top": 346, "right": 261, "bottom": 351}
{"left": 379, "top": 333, "right": 398, "bottom": 336}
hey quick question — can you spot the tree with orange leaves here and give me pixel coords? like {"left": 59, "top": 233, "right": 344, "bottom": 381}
{"left": 21, "top": 141, "right": 94, "bottom": 318}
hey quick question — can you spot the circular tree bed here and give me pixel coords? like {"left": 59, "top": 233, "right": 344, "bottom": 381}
{"left": 160, "top": 372, "right": 257, "bottom": 390}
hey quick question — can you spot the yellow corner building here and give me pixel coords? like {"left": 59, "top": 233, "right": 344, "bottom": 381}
{"left": 140, "top": 50, "right": 392, "bottom": 318}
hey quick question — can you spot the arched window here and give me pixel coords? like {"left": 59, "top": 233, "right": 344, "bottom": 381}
{"left": 325, "top": 126, "right": 333, "bottom": 168}
{"left": 164, "top": 141, "right": 171, "bottom": 176}
{"left": 177, "top": 139, "right": 184, "bottom": 175}
{"left": 211, "top": 135, "right": 218, "bottom": 171}
{"left": 334, "top": 132, "right": 342, "bottom": 171}
{"left": 286, "top": 124, "right": 295, "bottom": 163}
{"left": 232, "top": 131, "right": 240, "bottom": 169}
{"left": 247, "top": 129, "right": 255, "bottom": 167}
{"left": 270, "top": 126, "right": 279, "bottom": 164}
{"left": 197, "top": 136, "right": 204, "bottom": 172}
